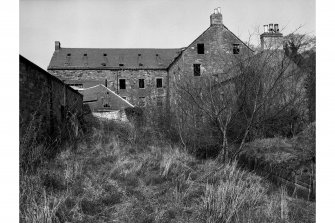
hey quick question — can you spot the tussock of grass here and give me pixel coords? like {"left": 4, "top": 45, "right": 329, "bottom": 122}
{"left": 20, "top": 119, "right": 315, "bottom": 222}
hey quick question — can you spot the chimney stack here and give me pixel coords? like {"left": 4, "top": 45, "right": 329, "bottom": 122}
{"left": 260, "top": 23, "right": 283, "bottom": 50}
{"left": 55, "top": 41, "right": 61, "bottom": 51}
{"left": 210, "top": 7, "right": 223, "bottom": 26}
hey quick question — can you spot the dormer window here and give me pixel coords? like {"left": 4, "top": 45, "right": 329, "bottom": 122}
{"left": 119, "top": 64, "right": 124, "bottom": 67}
{"left": 197, "top": 43, "right": 205, "bottom": 54}
{"left": 233, "top": 44, "right": 240, "bottom": 54}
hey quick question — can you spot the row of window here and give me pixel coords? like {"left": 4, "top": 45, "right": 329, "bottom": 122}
{"left": 196, "top": 43, "right": 240, "bottom": 55}
{"left": 119, "top": 78, "right": 163, "bottom": 90}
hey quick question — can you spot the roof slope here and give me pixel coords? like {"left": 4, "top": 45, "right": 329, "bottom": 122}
{"left": 48, "top": 48, "right": 183, "bottom": 70}
{"left": 78, "top": 84, "right": 134, "bottom": 110}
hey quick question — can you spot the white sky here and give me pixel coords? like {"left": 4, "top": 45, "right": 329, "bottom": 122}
{"left": 20, "top": 0, "right": 315, "bottom": 69}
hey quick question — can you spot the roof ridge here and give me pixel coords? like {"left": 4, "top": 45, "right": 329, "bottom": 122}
{"left": 59, "top": 47, "right": 184, "bottom": 50}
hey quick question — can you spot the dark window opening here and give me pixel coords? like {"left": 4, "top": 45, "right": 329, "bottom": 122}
{"left": 67, "top": 53, "right": 71, "bottom": 56}
{"left": 139, "top": 79, "right": 145, "bottom": 88}
{"left": 101, "top": 63, "right": 106, "bottom": 66}
{"left": 233, "top": 44, "right": 240, "bottom": 54}
{"left": 84, "top": 53, "right": 87, "bottom": 56}
{"left": 119, "top": 79, "right": 126, "bottom": 89}
{"left": 139, "top": 63, "right": 143, "bottom": 66}
{"left": 193, "top": 64, "right": 201, "bottom": 76}
{"left": 103, "top": 103, "right": 110, "bottom": 108}
{"left": 119, "top": 64, "right": 124, "bottom": 67}
{"left": 103, "top": 53, "right": 107, "bottom": 56}
{"left": 122, "top": 97, "right": 127, "bottom": 100}
{"left": 138, "top": 53, "right": 142, "bottom": 56}
{"left": 156, "top": 78, "right": 163, "bottom": 88}
{"left": 197, "top": 43, "right": 205, "bottom": 54}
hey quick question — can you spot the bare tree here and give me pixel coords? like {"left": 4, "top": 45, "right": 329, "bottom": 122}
{"left": 169, "top": 30, "right": 308, "bottom": 162}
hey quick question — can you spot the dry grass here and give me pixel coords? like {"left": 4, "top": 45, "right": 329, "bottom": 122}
{"left": 20, "top": 119, "right": 315, "bottom": 223}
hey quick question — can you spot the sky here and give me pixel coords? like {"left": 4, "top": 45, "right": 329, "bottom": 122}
{"left": 20, "top": 0, "right": 316, "bottom": 70}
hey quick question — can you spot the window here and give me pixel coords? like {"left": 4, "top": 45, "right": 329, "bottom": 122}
{"left": 193, "top": 64, "right": 201, "bottom": 76}
{"left": 139, "top": 79, "right": 145, "bottom": 88}
{"left": 119, "top": 79, "right": 126, "bottom": 89}
{"left": 122, "top": 96, "right": 127, "bottom": 100}
{"left": 103, "top": 53, "right": 107, "bottom": 56}
{"left": 83, "top": 53, "right": 87, "bottom": 56}
{"left": 139, "top": 97, "right": 146, "bottom": 107}
{"left": 156, "top": 97, "right": 163, "bottom": 107}
{"left": 197, "top": 43, "right": 205, "bottom": 54}
{"left": 119, "top": 63, "right": 124, "bottom": 67}
{"left": 233, "top": 44, "right": 240, "bottom": 54}
{"left": 156, "top": 78, "right": 163, "bottom": 88}
{"left": 103, "top": 103, "right": 110, "bottom": 108}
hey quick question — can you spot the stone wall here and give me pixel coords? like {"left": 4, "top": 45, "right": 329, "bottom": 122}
{"left": 20, "top": 55, "right": 83, "bottom": 141}
{"left": 48, "top": 69, "right": 167, "bottom": 107}
{"left": 168, "top": 24, "right": 252, "bottom": 112}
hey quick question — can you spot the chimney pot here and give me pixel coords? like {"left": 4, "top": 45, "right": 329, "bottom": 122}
{"left": 217, "top": 7, "right": 221, "bottom": 14}
{"left": 55, "top": 41, "right": 61, "bottom": 51}
{"left": 274, "top": 24, "right": 279, "bottom": 32}
{"left": 263, "top": 25, "right": 269, "bottom": 33}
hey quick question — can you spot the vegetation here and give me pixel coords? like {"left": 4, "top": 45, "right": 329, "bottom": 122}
{"left": 19, "top": 30, "right": 316, "bottom": 223}
{"left": 20, "top": 117, "right": 315, "bottom": 223}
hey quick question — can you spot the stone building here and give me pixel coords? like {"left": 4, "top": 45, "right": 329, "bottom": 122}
{"left": 20, "top": 55, "right": 83, "bottom": 140}
{"left": 47, "top": 8, "right": 284, "bottom": 110}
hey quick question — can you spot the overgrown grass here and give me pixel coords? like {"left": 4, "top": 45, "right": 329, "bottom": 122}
{"left": 20, "top": 118, "right": 315, "bottom": 223}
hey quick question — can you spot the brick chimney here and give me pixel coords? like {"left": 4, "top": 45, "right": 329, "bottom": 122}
{"left": 260, "top": 23, "right": 283, "bottom": 50}
{"left": 55, "top": 41, "right": 61, "bottom": 51}
{"left": 210, "top": 7, "right": 223, "bottom": 26}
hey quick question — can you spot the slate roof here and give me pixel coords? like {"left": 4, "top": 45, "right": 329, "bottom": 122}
{"left": 48, "top": 47, "right": 183, "bottom": 70}
{"left": 78, "top": 84, "right": 134, "bottom": 110}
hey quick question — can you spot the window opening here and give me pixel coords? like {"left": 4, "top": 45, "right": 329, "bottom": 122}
{"left": 233, "top": 44, "right": 240, "bottom": 54}
{"left": 197, "top": 43, "right": 205, "bottom": 54}
{"left": 156, "top": 78, "right": 163, "bottom": 88}
{"left": 139, "top": 79, "right": 145, "bottom": 88}
{"left": 157, "top": 97, "right": 163, "bottom": 106}
{"left": 139, "top": 97, "right": 146, "bottom": 107}
{"left": 119, "top": 79, "right": 126, "bottom": 89}
{"left": 193, "top": 64, "right": 201, "bottom": 76}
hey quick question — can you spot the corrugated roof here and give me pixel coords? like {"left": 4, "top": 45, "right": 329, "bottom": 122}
{"left": 48, "top": 47, "right": 183, "bottom": 70}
